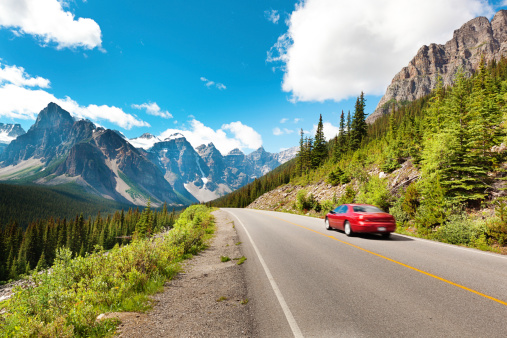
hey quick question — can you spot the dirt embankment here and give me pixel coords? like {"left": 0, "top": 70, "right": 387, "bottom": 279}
{"left": 248, "top": 160, "right": 420, "bottom": 212}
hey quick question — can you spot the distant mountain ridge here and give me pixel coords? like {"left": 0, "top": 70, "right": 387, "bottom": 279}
{"left": 0, "top": 103, "right": 297, "bottom": 205}
{"left": 367, "top": 9, "right": 507, "bottom": 123}
{"left": 0, "top": 123, "right": 25, "bottom": 155}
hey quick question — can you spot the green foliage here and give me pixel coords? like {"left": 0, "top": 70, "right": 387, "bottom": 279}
{"left": 434, "top": 213, "right": 488, "bottom": 246}
{"left": 220, "top": 256, "right": 231, "bottom": 262}
{"left": 389, "top": 197, "right": 410, "bottom": 226}
{"left": 0, "top": 203, "right": 177, "bottom": 283}
{"left": 356, "top": 176, "right": 391, "bottom": 211}
{"left": 402, "top": 183, "right": 420, "bottom": 218}
{"left": 338, "top": 185, "right": 356, "bottom": 205}
{"left": 0, "top": 205, "right": 214, "bottom": 337}
{"left": 236, "top": 256, "right": 247, "bottom": 265}
{"left": 296, "top": 189, "right": 311, "bottom": 211}
{"left": 320, "top": 200, "right": 335, "bottom": 215}
{"left": 327, "top": 167, "right": 350, "bottom": 186}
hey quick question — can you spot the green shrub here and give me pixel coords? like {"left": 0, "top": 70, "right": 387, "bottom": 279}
{"left": 356, "top": 176, "right": 391, "bottom": 211}
{"left": 338, "top": 185, "right": 356, "bottom": 205}
{"left": 327, "top": 167, "right": 350, "bottom": 186}
{"left": 296, "top": 189, "right": 312, "bottom": 211}
{"left": 434, "top": 213, "right": 487, "bottom": 245}
{"left": 389, "top": 197, "right": 410, "bottom": 226}
{"left": 320, "top": 200, "right": 334, "bottom": 215}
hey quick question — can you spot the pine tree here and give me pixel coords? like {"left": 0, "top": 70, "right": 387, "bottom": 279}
{"left": 350, "top": 92, "right": 367, "bottom": 150}
{"left": 312, "top": 114, "right": 327, "bottom": 167}
{"left": 297, "top": 129, "right": 305, "bottom": 175}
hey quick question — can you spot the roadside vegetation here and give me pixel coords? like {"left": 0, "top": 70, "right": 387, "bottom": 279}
{"left": 212, "top": 56, "right": 507, "bottom": 254}
{"left": 0, "top": 204, "right": 214, "bottom": 337}
{"left": 0, "top": 201, "right": 177, "bottom": 284}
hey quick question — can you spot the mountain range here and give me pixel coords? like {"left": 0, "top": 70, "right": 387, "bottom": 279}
{"left": 0, "top": 103, "right": 297, "bottom": 205}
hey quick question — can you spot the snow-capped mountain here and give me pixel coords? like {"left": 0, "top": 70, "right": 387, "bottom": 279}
{"left": 128, "top": 133, "right": 162, "bottom": 150}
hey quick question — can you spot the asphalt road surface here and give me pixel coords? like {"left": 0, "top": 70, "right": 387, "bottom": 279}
{"left": 223, "top": 208, "right": 507, "bottom": 338}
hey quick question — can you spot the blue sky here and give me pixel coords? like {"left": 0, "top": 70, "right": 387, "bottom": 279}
{"left": 0, "top": 0, "right": 506, "bottom": 154}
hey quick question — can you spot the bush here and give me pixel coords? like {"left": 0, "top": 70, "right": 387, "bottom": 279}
{"left": 433, "top": 213, "right": 488, "bottom": 246}
{"left": 327, "top": 167, "right": 350, "bottom": 186}
{"left": 389, "top": 197, "right": 410, "bottom": 226}
{"left": 320, "top": 200, "right": 334, "bottom": 215}
{"left": 338, "top": 185, "right": 356, "bottom": 205}
{"left": 296, "top": 189, "right": 312, "bottom": 211}
{"left": 356, "top": 176, "right": 391, "bottom": 211}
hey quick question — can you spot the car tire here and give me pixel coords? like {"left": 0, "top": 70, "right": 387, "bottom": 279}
{"left": 325, "top": 218, "right": 331, "bottom": 230}
{"left": 344, "top": 221, "right": 353, "bottom": 237}
{"left": 381, "top": 233, "right": 391, "bottom": 239}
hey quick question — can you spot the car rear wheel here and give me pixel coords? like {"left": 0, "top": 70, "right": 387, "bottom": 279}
{"left": 325, "top": 218, "right": 331, "bottom": 230}
{"left": 344, "top": 221, "right": 353, "bottom": 237}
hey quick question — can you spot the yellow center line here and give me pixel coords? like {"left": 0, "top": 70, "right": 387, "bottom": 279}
{"left": 255, "top": 210, "right": 507, "bottom": 307}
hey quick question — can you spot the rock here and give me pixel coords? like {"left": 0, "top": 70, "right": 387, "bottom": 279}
{"left": 368, "top": 10, "right": 507, "bottom": 124}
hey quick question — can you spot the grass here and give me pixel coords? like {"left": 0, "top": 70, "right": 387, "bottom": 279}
{"left": 240, "top": 299, "right": 249, "bottom": 305}
{"left": 216, "top": 296, "right": 228, "bottom": 302}
{"left": 0, "top": 205, "right": 215, "bottom": 337}
{"left": 235, "top": 242, "right": 242, "bottom": 246}
{"left": 220, "top": 256, "right": 231, "bottom": 262}
{"left": 236, "top": 256, "right": 247, "bottom": 265}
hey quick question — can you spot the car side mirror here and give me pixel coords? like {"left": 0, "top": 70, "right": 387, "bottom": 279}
{"left": 329, "top": 210, "right": 335, "bottom": 214}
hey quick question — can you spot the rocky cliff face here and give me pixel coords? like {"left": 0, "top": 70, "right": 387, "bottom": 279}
{"left": 367, "top": 10, "right": 507, "bottom": 124}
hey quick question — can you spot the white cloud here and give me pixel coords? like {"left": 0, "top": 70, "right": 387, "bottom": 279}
{"left": 294, "top": 118, "right": 301, "bottom": 123}
{"left": 132, "top": 102, "right": 173, "bottom": 119}
{"left": 273, "top": 127, "right": 295, "bottom": 136}
{"left": 200, "top": 76, "right": 227, "bottom": 90}
{"left": 311, "top": 121, "right": 340, "bottom": 141}
{"left": 222, "top": 121, "right": 263, "bottom": 149}
{"left": 0, "top": 63, "right": 50, "bottom": 88}
{"left": 264, "top": 9, "right": 280, "bottom": 24}
{"left": 160, "top": 119, "right": 262, "bottom": 154}
{"left": 268, "top": 0, "right": 494, "bottom": 102}
{"left": 0, "top": 0, "right": 102, "bottom": 50}
{"left": 0, "top": 63, "right": 148, "bottom": 129}
{"left": 280, "top": 118, "right": 288, "bottom": 123}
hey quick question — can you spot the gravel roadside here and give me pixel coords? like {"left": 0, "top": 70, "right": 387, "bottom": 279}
{"left": 116, "top": 209, "right": 255, "bottom": 337}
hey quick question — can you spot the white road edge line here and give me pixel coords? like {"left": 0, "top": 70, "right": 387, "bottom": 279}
{"left": 226, "top": 210, "right": 304, "bottom": 338}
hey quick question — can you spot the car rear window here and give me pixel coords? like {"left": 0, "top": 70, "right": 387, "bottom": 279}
{"left": 353, "top": 206, "right": 384, "bottom": 213}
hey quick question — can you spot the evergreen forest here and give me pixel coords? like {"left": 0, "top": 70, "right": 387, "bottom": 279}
{"left": 0, "top": 202, "right": 176, "bottom": 283}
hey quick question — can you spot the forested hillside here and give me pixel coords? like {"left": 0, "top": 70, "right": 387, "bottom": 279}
{"left": 212, "top": 56, "right": 507, "bottom": 251}
{"left": 0, "top": 202, "right": 176, "bottom": 282}
{"left": 0, "top": 183, "right": 135, "bottom": 228}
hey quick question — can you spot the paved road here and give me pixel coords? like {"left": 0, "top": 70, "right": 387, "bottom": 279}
{"left": 223, "top": 208, "right": 507, "bottom": 337}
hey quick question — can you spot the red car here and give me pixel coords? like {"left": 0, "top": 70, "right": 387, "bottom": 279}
{"left": 325, "top": 204, "right": 396, "bottom": 238}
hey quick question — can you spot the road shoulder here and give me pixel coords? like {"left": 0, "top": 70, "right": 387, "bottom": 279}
{"left": 116, "top": 209, "right": 254, "bottom": 337}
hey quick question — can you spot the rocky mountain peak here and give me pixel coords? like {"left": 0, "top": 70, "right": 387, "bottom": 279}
{"left": 163, "top": 133, "right": 185, "bottom": 141}
{"left": 227, "top": 148, "right": 244, "bottom": 156}
{"left": 31, "top": 102, "right": 74, "bottom": 131}
{"left": 367, "top": 9, "right": 507, "bottom": 124}
{"left": 140, "top": 133, "right": 157, "bottom": 139}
